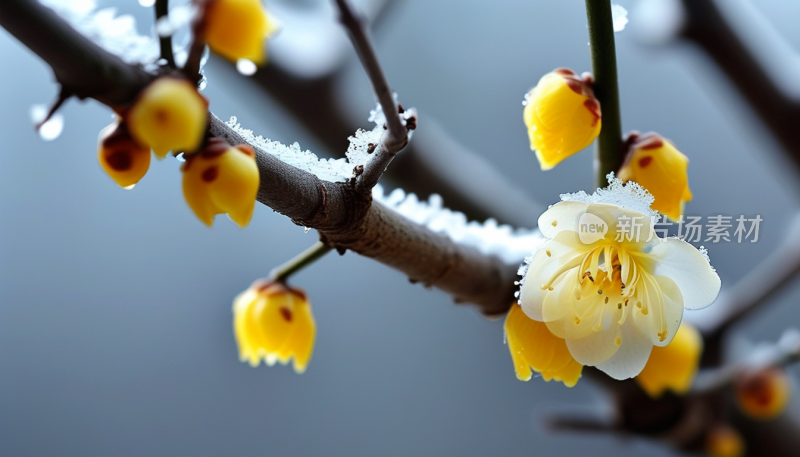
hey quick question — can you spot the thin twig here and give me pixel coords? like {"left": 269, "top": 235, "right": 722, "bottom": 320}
{"left": 704, "top": 214, "right": 800, "bottom": 341}
{"left": 183, "top": 0, "right": 208, "bottom": 84}
{"left": 692, "top": 329, "right": 800, "bottom": 394}
{"left": 34, "top": 86, "right": 71, "bottom": 131}
{"left": 271, "top": 242, "right": 333, "bottom": 283}
{"left": 585, "top": 0, "right": 624, "bottom": 188}
{"left": 333, "top": 0, "right": 409, "bottom": 192}
{"left": 154, "top": 0, "right": 176, "bottom": 67}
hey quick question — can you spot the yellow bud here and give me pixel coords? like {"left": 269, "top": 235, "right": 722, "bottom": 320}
{"left": 505, "top": 303, "right": 583, "bottom": 387}
{"left": 233, "top": 279, "right": 316, "bottom": 373}
{"left": 97, "top": 121, "right": 151, "bottom": 188}
{"left": 636, "top": 323, "right": 702, "bottom": 398}
{"left": 734, "top": 366, "right": 791, "bottom": 421}
{"left": 706, "top": 425, "right": 745, "bottom": 457}
{"left": 202, "top": 0, "right": 280, "bottom": 64}
{"left": 618, "top": 132, "right": 693, "bottom": 221}
{"left": 523, "top": 68, "right": 602, "bottom": 170}
{"left": 182, "top": 138, "right": 260, "bottom": 227}
{"left": 127, "top": 77, "right": 208, "bottom": 159}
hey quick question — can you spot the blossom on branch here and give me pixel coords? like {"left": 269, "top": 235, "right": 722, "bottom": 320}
{"left": 233, "top": 279, "right": 316, "bottom": 374}
{"left": 618, "top": 132, "right": 693, "bottom": 221}
{"left": 97, "top": 121, "right": 151, "bottom": 188}
{"left": 181, "top": 138, "right": 260, "bottom": 227}
{"left": 126, "top": 77, "right": 208, "bottom": 159}
{"left": 505, "top": 303, "right": 583, "bottom": 387}
{"left": 518, "top": 176, "right": 720, "bottom": 380}
{"left": 523, "top": 68, "right": 601, "bottom": 170}
{"left": 201, "top": 0, "right": 280, "bottom": 65}
{"left": 635, "top": 322, "right": 702, "bottom": 397}
{"left": 734, "top": 366, "right": 791, "bottom": 420}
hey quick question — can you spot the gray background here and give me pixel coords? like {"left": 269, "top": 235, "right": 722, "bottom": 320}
{"left": 2, "top": 0, "right": 800, "bottom": 456}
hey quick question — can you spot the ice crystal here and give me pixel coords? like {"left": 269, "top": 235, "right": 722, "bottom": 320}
{"left": 561, "top": 172, "right": 658, "bottom": 221}
{"left": 611, "top": 4, "right": 629, "bottom": 32}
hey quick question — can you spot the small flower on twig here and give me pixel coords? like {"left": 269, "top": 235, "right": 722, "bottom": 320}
{"left": 233, "top": 279, "right": 316, "bottom": 374}
{"left": 619, "top": 131, "right": 693, "bottom": 221}
{"left": 97, "top": 121, "right": 151, "bottom": 188}
{"left": 126, "top": 76, "right": 208, "bottom": 159}
{"left": 635, "top": 322, "right": 702, "bottom": 397}
{"left": 200, "top": 0, "right": 280, "bottom": 65}
{"left": 523, "top": 68, "right": 601, "bottom": 170}
{"left": 181, "top": 138, "right": 259, "bottom": 227}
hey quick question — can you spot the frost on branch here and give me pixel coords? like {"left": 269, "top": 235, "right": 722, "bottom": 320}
{"left": 40, "top": 0, "right": 160, "bottom": 69}
{"left": 373, "top": 186, "right": 543, "bottom": 264}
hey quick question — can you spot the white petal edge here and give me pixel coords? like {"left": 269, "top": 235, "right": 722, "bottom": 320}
{"left": 649, "top": 237, "right": 721, "bottom": 310}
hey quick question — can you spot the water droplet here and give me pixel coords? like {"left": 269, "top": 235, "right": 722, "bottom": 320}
{"left": 123, "top": 184, "right": 136, "bottom": 190}
{"left": 176, "top": 152, "right": 186, "bottom": 162}
{"left": 236, "top": 59, "right": 258, "bottom": 76}
{"left": 30, "top": 104, "right": 64, "bottom": 141}
{"left": 303, "top": 227, "right": 311, "bottom": 233}
{"left": 139, "top": 0, "right": 156, "bottom": 6}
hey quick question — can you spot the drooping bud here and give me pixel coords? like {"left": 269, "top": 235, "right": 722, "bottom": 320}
{"left": 233, "top": 279, "right": 316, "bottom": 373}
{"left": 505, "top": 303, "right": 583, "bottom": 387}
{"left": 705, "top": 425, "right": 745, "bottom": 457}
{"left": 618, "top": 131, "right": 692, "bottom": 221}
{"left": 523, "top": 68, "right": 602, "bottom": 170}
{"left": 97, "top": 121, "right": 151, "bottom": 188}
{"left": 636, "top": 323, "right": 702, "bottom": 398}
{"left": 201, "top": 0, "right": 280, "bottom": 64}
{"left": 181, "top": 138, "right": 260, "bottom": 227}
{"left": 734, "top": 366, "right": 791, "bottom": 420}
{"left": 126, "top": 77, "right": 209, "bottom": 159}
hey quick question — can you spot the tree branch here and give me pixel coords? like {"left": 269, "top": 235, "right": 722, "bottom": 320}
{"left": 333, "top": 0, "right": 408, "bottom": 192}
{"left": 679, "top": 0, "right": 800, "bottom": 172}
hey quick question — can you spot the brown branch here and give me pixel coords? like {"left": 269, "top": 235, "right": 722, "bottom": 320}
{"left": 703, "top": 215, "right": 800, "bottom": 347}
{"left": 0, "top": 0, "right": 517, "bottom": 314}
{"left": 210, "top": 114, "right": 518, "bottom": 315}
{"left": 679, "top": 0, "right": 800, "bottom": 171}
{"left": 333, "top": 0, "right": 408, "bottom": 192}
{"left": 154, "top": 0, "right": 176, "bottom": 68}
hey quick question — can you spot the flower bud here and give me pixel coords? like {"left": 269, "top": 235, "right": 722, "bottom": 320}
{"left": 636, "top": 323, "right": 702, "bottom": 398}
{"left": 523, "top": 68, "right": 602, "bottom": 170}
{"left": 181, "top": 138, "right": 260, "bottom": 227}
{"left": 618, "top": 132, "right": 692, "bottom": 221}
{"left": 202, "top": 0, "right": 280, "bottom": 64}
{"left": 706, "top": 425, "right": 745, "bottom": 457}
{"left": 127, "top": 77, "right": 208, "bottom": 159}
{"left": 97, "top": 121, "right": 151, "bottom": 188}
{"left": 734, "top": 366, "right": 791, "bottom": 420}
{"left": 505, "top": 303, "right": 583, "bottom": 387}
{"left": 233, "top": 279, "right": 316, "bottom": 373}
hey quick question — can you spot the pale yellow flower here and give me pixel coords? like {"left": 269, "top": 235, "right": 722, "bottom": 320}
{"left": 523, "top": 68, "right": 602, "bottom": 170}
{"left": 636, "top": 322, "right": 702, "bottom": 397}
{"left": 618, "top": 132, "right": 693, "bottom": 221}
{"left": 518, "top": 176, "right": 720, "bottom": 380}
{"left": 233, "top": 279, "right": 316, "bottom": 373}
{"left": 505, "top": 303, "right": 583, "bottom": 387}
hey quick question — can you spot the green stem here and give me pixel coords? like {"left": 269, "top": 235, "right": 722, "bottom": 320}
{"left": 154, "top": 0, "right": 175, "bottom": 67}
{"left": 585, "top": 0, "right": 624, "bottom": 188}
{"left": 271, "top": 241, "right": 333, "bottom": 283}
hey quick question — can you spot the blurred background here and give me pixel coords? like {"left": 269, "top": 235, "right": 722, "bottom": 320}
{"left": 2, "top": 0, "right": 800, "bottom": 455}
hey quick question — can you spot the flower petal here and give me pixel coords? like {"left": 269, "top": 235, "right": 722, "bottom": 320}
{"left": 565, "top": 324, "right": 621, "bottom": 366}
{"left": 519, "top": 236, "right": 584, "bottom": 321}
{"left": 538, "top": 201, "right": 590, "bottom": 238}
{"left": 649, "top": 238, "right": 721, "bottom": 310}
{"left": 595, "top": 319, "right": 653, "bottom": 380}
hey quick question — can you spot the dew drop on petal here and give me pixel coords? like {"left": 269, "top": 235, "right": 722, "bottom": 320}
{"left": 236, "top": 59, "right": 258, "bottom": 76}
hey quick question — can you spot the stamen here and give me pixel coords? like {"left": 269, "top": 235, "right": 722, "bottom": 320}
{"left": 546, "top": 250, "right": 552, "bottom": 257}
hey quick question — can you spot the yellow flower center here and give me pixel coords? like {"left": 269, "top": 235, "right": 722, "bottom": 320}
{"left": 540, "top": 244, "right": 669, "bottom": 343}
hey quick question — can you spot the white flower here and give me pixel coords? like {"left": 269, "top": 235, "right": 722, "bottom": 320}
{"left": 518, "top": 176, "right": 720, "bottom": 380}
